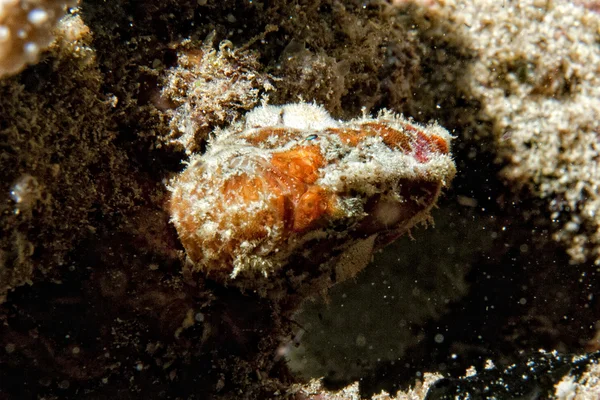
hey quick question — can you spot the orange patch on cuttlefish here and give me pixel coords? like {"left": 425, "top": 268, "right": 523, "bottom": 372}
{"left": 168, "top": 103, "right": 455, "bottom": 289}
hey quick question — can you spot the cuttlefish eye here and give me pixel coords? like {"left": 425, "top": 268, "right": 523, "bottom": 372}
{"left": 305, "top": 134, "right": 318, "bottom": 141}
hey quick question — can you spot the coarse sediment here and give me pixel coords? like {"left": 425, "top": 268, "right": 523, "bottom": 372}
{"left": 422, "top": 0, "right": 600, "bottom": 265}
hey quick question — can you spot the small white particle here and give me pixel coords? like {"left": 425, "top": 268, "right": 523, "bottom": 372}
{"left": 23, "top": 42, "right": 40, "bottom": 62}
{"left": 0, "top": 26, "right": 10, "bottom": 42}
{"left": 28, "top": 9, "right": 50, "bottom": 26}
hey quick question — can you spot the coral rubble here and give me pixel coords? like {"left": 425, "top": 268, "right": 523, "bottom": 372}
{"left": 426, "top": 350, "right": 600, "bottom": 399}
{"left": 555, "top": 355, "right": 600, "bottom": 399}
{"left": 287, "top": 373, "right": 443, "bottom": 400}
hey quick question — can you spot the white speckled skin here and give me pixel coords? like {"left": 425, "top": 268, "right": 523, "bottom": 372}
{"left": 169, "top": 103, "right": 456, "bottom": 297}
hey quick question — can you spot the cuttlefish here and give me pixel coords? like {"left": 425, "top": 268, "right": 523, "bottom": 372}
{"left": 169, "top": 103, "right": 455, "bottom": 297}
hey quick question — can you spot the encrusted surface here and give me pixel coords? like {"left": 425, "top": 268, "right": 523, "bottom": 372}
{"left": 160, "top": 38, "right": 274, "bottom": 154}
{"left": 423, "top": 0, "right": 600, "bottom": 265}
{"left": 169, "top": 103, "right": 455, "bottom": 295}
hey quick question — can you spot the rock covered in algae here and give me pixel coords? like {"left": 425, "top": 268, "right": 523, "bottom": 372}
{"left": 160, "top": 37, "right": 275, "bottom": 155}
{"left": 169, "top": 103, "right": 455, "bottom": 295}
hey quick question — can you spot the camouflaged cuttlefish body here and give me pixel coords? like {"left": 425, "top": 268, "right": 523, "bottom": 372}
{"left": 169, "top": 103, "right": 456, "bottom": 296}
